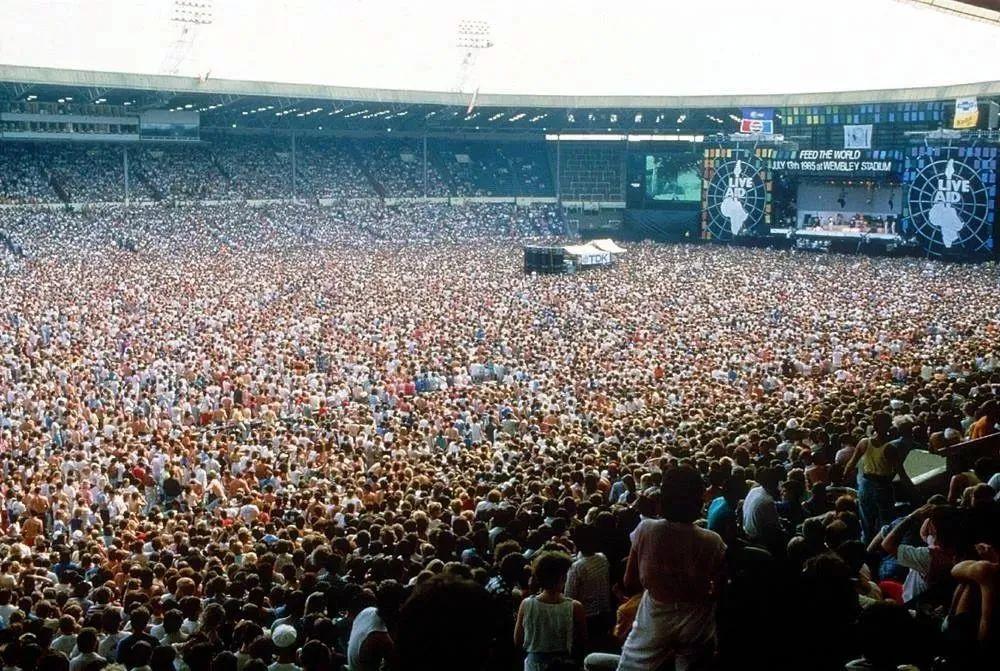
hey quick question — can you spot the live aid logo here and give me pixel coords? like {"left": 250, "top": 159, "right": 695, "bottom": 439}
{"left": 725, "top": 175, "right": 755, "bottom": 199}
{"left": 934, "top": 178, "right": 970, "bottom": 203}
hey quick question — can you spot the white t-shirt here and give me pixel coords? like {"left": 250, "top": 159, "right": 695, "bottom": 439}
{"left": 268, "top": 663, "right": 302, "bottom": 671}
{"left": 896, "top": 544, "right": 931, "bottom": 603}
{"left": 742, "top": 486, "right": 780, "bottom": 541}
{"left": 238, "top": 503, "right": 260, "bottom": 524}
{"left": 988, "top": 473, "right": 1000, "bottom": 500}
{"left": 347, "top": 607, "right": 387, "bottom": 671}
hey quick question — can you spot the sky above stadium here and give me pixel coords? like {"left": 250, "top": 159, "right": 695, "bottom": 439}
{"left": 0, "top": 0, "right": 997, "bottom": 97}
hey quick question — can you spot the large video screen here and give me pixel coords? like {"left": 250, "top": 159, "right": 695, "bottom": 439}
{"left": 644, "top": 153, "right": 702, "bottom": 202}
{"left": 139, "top": 110, "right": 200, "bottom": 141}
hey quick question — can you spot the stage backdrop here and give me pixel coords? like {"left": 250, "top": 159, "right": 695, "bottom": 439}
{"left": 796, "top": 182, "right": 902, "bottom": 227}
{"left": 902, "top": 145, "right": 996, "bottom": 257}
{"left": 701, "top": 147, "right": 774, "bottom": 241}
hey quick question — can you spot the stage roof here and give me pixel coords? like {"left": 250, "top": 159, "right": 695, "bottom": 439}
{"left": 0, "top": 0, "right": 997, "bottom": 98}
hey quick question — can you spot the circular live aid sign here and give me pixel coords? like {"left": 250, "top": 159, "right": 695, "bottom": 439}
{"left": 907, "top": 154, "right": 992, "bottom": 256}
{"left": 705, "top": 152, "right": 768, "bottom": 241}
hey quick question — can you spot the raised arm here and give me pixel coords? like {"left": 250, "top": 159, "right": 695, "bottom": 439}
{"left": 622, "top": 540, "right": 642, "bottom": 596}
{"left": 882, "top": 504, "right": 932, "bottom": 556}
{"left": 843, "top": 437, "right": 868, "bottom": 477}
{"left": 513, "top": 597, "right": 527, "bottom": 649}
{"left": 572, "top": 599, "right": 587, "bottom": 658}
{"left": 952, "top": 559, "right": 998, "bottom": 642}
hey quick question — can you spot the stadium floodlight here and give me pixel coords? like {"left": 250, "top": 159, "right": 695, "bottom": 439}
{"left": 172, "top": 0, "right": 214, "bottom": 25}
{"left": 162, "top": 0, "right": 214, "bottom": 75}
{"left": 456, "top": 19, "right": 493, "bottom": 48}
{"left": 455, "top": 19, "right": 493, "bottom": 94}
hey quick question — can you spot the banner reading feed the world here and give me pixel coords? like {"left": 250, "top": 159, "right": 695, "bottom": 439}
{"left": 770, "top": 149, "right": 895, "bottom": 175}
{"left": 740, "top": 108, "right": 774, "bottom": 134}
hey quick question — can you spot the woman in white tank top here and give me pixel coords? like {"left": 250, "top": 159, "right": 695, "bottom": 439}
{"left": 514, "top": 551, "right": 586, "bottom": 671}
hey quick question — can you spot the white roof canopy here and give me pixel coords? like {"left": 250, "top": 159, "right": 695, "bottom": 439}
{"left": 590, "top": 239, "right": 626, "bottom": 254}
{"left": 1, "top": 0, "right": 997, "bottom": 98}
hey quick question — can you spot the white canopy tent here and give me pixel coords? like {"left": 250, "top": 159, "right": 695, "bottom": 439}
{"left": 563, "top": 243, "right": 612, "bottom": 267}
{"left": 590, "top": 239, "right": 626, "bottom": 254}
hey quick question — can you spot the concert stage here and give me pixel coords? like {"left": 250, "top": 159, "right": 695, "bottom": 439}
{"left": 771, "top": 228, "right": 900, "bottom": 242}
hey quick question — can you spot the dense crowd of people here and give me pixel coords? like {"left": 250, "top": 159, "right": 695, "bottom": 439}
{"left": 295, "top": 141, "right": 375, "bottom": 201}
{"left": 0, "top": 138, "right": 563, "bottom": 204}
{"left": 0, "top": 195, "right": 997, "bottom": 671}
{"left": 0, "top": 202, "right": 565, "bottom": 266}
{"left": 354, "top": 140, "right": 450, "bottom": 199}
{"left": 0, "top": 145, "right": 57, "bottom": 204}
{"left": 134, "top": 148, "right": 232, "bottom": 202}
{"left": 431, "top": 141, "right": 553, "bottom": 198}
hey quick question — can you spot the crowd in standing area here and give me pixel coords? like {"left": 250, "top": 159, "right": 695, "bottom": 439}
{"left": 0, "top": 199, "right": 997, "bottom": 671}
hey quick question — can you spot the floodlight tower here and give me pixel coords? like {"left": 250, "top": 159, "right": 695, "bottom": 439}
{"left": 455, "top": 19, "right": 492, "bottom": 94}
{"left": 161, "top": 0, "right": 214, "bottom": 76}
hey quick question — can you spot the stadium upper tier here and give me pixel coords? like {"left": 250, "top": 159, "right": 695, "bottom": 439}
{"left": 0, "top": 64, "right": 999, "bottom": 136}
{"left": 0, "top": 63, "right": 999, "bottom": 205}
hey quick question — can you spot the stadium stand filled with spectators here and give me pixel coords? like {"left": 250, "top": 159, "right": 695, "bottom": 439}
{"left": 294, "top": 138, "right": 377, "bottom": 200}
{"left": 351, "top": 139, "right": 450, "bottom": 197}
{"left": 208, "top": 135, "right": 294, "bottom": 200}
{"left": 432, "top": 140, "right": 554, "bottom": 197}
{"left": 0, "top": 137, "right": 565, "bottom": 202}
{"left": 132, "top": 145, "right": 232, "bottom": 201}
{"left": 43, "top": 144, "right": 127, "bottom": 203}
{"left": 0, "top": 143, "right": 59, "bottom": 203}
{"left": 553, "top": 142, "right": 626, "bottom": 202}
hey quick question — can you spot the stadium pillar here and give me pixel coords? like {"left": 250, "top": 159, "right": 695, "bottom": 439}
{"left": 123, "top": 146, "right": 130, "bottom": 207}
{"left": 291, "top": 132, "right": 297, "bottom": 200}
{"left": 423, "top": 134, "right": 428, "bottom": 198}
{"left": 556, "top": 136, "right": 561, "bottom": 205}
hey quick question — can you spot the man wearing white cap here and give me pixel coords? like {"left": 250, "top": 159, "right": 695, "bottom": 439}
{"left": 269, "top": 624, "right": 301, "bottom": 671}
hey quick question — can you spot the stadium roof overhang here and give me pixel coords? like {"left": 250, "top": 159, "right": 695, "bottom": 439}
{"left": 1, "top": 64, "right": 999, "bottom": 135}
{"left": 906, "top": 0, "right": 1000, "bottom": 21}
